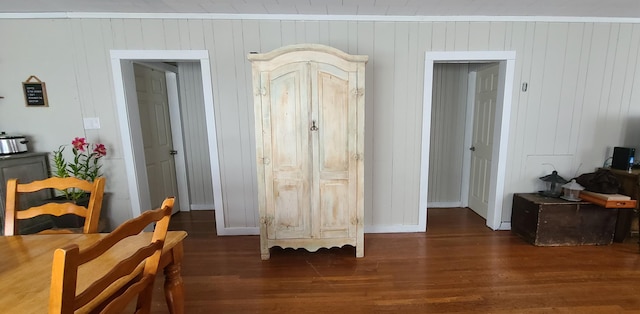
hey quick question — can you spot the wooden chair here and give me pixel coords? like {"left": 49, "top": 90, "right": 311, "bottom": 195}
{"left": 4, "top": 177, "right": 106, "bottom": 236}
{"left": 49, "top": 197, "right": 175, "bottom": 314}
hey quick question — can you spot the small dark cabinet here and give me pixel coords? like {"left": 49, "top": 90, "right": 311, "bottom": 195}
{"left": 511, "top": 193, "right": 617, "bottom": 246}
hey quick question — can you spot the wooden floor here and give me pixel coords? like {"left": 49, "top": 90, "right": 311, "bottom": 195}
{"left": 150, "top": 208, "right": 640, "bottom": 313}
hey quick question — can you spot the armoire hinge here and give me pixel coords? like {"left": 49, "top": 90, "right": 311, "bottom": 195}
{"left": 260, "top": 216, "right": 273, "bottom": 226}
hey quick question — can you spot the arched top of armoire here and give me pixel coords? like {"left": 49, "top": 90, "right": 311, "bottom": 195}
{"left": 247, "top": 44, "right": 368, "bottom": 68}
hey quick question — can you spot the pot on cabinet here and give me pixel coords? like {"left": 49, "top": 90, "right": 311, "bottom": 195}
{"left": 0, "top": 132, "right": 29, "bottom": 155}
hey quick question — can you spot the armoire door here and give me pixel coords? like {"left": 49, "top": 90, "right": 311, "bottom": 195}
{"left": 260, "top": 62, "right": 312, "bottom": 240}
{"left": 311, "top": 62, "right": 358, "bottom": 239}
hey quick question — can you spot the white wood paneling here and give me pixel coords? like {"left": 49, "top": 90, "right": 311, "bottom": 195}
{"left": 163, "top": 19, "right": 181, "bottom": 49}
{"left": 403, "top": 21, "right": 423, "bottom": 224}
{"left": 453, "top": 22, "right": 470, "bottom": 50}
{"left": 488, "top": 22, "right": 507, "bottom": 50}
{"left": 621, "top": 25, "right": 640, "bottom": 148}
{"left": 577, "top": 24, "right": 612, "bottom": 166}
{"left": 188, "top": 20, "right": 206, "bottom": 49}
{"left": 554, "top": 23, "right": 584, "bottom": 155}
{"left": 608, "top": 24, "right": 633, "bottom": 144}
{"left": 2, "top": 16, "right": 640, "bottom": 233}
{"left": 177, "top": 62, "right": 215, "bottom": 210}
{"left": 211, "top": 19, "right": 256, "bottom": 228}
{"left": 391, "top": 22, "right": 410, "bottom": 225}
{"left": 357, "top": 21, "right": 376, "bottom": 228}
{"left": 505, "top": 22, "right": 532, "bottom": 193}
{"left": 140, "top": 19, "right": 165, "bottom": 48}
{"left": 428, "top": 64, "right": 468, "bottom": 205}
{"left": 468, "top": 22, "right": 490, "bottom": 50}
{"left": 524, "top": 23, "right": 548, "bottom": 156}
{"left": 535, "top": 23, "right": 567, "bottom": 155}
{"left": 371, "top": 22, "right": 395, "bottom": 227}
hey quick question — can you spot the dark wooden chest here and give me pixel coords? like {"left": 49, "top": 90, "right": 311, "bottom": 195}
{"left": 511, "top": 193, "right": 618, "bottom": 246}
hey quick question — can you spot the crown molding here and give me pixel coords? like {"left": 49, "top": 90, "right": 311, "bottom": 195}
{"left": 1, "top": 12, "right": 640, "bottom": 24}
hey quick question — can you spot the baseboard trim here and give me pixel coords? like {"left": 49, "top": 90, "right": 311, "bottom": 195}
{"left": 427, "top": 202, "right": 462, "bottom": 208}
{"left": 498, "top": 222, "right": 511, "bottom": 230}
{"left": 190, "top": 204, "right": 214, "bottom": 211}
{"left": 217, "top": 227, "right": 260, "bottom": 236}
{"left": 365, "top": 225, "right": 425, "bottom": 233}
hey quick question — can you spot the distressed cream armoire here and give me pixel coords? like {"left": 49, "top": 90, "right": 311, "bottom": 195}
{"left": 248, "top": 44, "right": 367, "bottom": 260}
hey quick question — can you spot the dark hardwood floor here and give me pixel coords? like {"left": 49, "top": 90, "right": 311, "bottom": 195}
{"left": 150, "top": 208, "right": 640, "bottom": 313}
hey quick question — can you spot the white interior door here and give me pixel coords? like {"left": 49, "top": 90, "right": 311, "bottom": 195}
{"left": 134, "top": 63, "right": 180, "bottom": 213}
{"left": 468, "top": 63, "right": 499, "bottom": 219}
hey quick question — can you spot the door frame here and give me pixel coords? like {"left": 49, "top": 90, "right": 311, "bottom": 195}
{"left": 110, "top": 50, "right": 224, "bottom": 230}
{"left": 420, "top": 51, "right": 516, "bottom": 231}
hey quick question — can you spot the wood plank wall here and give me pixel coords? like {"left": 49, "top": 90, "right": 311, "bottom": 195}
{"left": 1, "top": 18, "right": 640, "bottom": 231}
{"left": 176, "top": 63, "right": 216, "bottom": 210}
{"left": 429, "top": 63, "right": 468, "bottom": 207}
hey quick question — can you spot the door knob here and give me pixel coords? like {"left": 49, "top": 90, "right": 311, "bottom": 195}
{"left": 469, "top": 146, "right": 476, "bottom": 151}
{"left": 169, "top": 150, "right": 178, "bottom": 155}
{"left": 310, "top": 120, "right": 318, "bottom": 131}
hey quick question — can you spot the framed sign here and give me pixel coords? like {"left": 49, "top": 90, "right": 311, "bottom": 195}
{"left": 22, "top": 75, "right": 48, "bottom": 107}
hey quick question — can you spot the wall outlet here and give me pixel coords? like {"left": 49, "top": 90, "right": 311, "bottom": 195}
{"left": 83, "top": 117, "right": 101, "bottom": 129}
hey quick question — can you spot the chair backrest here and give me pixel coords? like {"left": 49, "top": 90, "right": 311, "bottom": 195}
{"left": 4, "top": 177, "right": 106, "bottom": 236}
{"left": 49, "top": 197, "right": 175, "bottom": 314}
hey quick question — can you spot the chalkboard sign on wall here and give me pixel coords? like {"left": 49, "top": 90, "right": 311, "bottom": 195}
{"left": 22, "top": 75, "right": 48, "bottom": 107}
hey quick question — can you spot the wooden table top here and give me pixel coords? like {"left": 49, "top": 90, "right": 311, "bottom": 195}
{"left": 0, "top": 230, "right": 187, "bottom": 314}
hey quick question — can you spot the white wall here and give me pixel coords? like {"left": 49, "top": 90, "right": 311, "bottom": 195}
{"left": 176, "top": 62, "right": 216, "bottom": 210}
{"left": 1, "top": 17, "right": 640, "bottom": 231}
{"left": 429, "top": 63, "right": 468, "bottom": 207}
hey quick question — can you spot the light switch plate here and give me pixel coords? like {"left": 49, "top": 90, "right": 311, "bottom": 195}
{"left": 83, "top": 117, "right": 101, "bottom": 129}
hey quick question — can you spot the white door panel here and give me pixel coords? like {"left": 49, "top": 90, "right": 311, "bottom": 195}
{"left": 468, "top": 63, "right": 499, "bottom": 219}
{"left": 134, "top": 64, "right": 180, "bottom": 213}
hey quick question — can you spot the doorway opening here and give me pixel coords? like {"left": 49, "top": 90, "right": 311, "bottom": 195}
{"left": 132, "top": 62, "right": 184, "bottom": 215}
{"left": 419, "top": 51, "right": 516, "bottom": 231}
{"left": 110, "top": 50, "right": 225, "bottom": 234}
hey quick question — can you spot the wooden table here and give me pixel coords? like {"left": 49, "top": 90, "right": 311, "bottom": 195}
{"left": 0, "top": 230, "right": 188, "bottom": 313}
{"left": 601, "top": 168, "right": 640, "bottom": 242}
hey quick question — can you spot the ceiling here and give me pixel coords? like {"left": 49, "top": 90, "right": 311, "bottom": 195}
{"left": 1, "top": 0, "right": 640, "bottom": 19}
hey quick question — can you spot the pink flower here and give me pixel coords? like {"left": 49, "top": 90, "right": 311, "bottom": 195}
{"left": 93, "top": 144, "right": 107, "bottom": 157}
{"left": 71, "top": 137, "right": 87, "bottom": 151}
{"left": 53, "top": 137, "right": 107, "bottom": 192}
